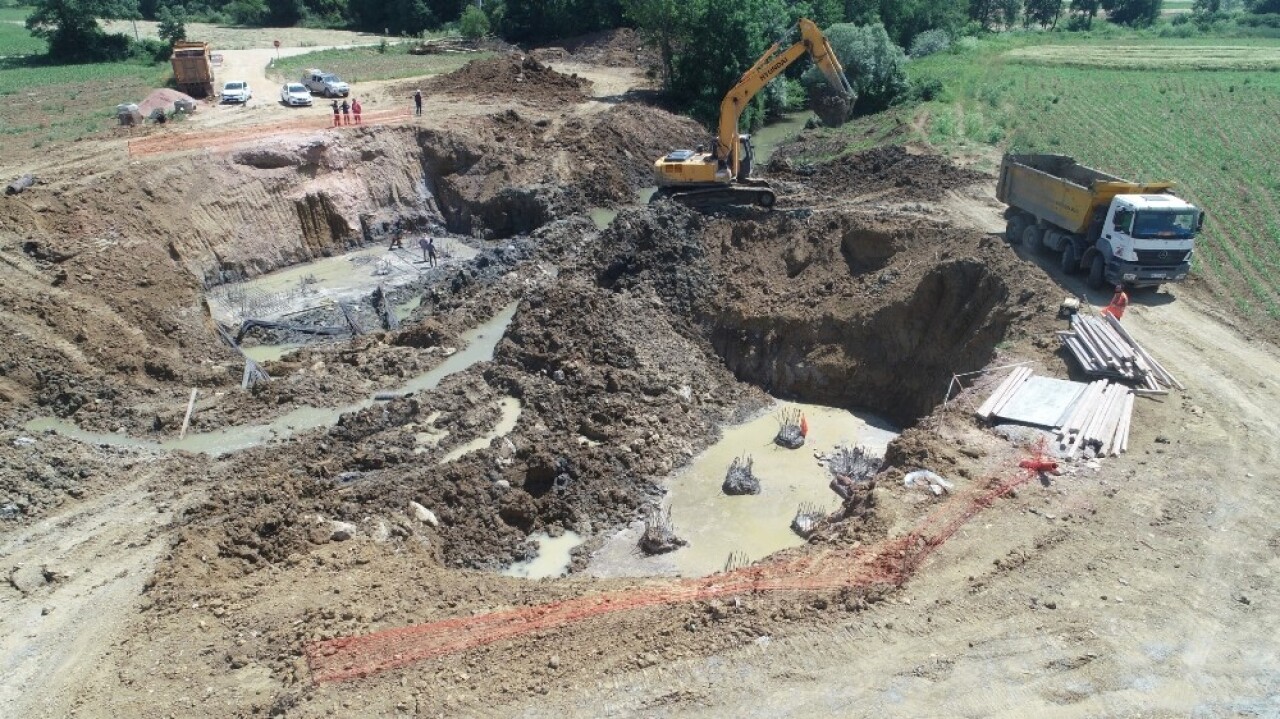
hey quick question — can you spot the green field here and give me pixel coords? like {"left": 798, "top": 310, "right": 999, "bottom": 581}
{"left": 268, "top": 44, "right": 493, "bottom": 85}
{"left": 0, "top": 6, "right": 42, "bottom": 57}
{"left": 0, "top": 58, "right": 167, "bottom": 150}
{"left": 0, "top": 6, "right": 33, "bottom": 23}
{"left": 802, "top": 34, "right": 1280, "bottom": 321}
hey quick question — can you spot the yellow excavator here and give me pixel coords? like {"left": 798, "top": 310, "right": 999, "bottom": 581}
{"left": 651, "top": 19, "right": 855, "bottom": 208}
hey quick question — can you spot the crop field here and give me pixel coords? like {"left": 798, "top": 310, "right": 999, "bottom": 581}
{"left": 842, "top": 36, "right": 1280, "bottom": 321}
{"left": 0, "top": 7, "right": 43, "bottom": 58}
{"left": 1007, "top": 44, "right": 1280, "bottom": 70}
{"left": 0, "top": 59, "right": 167, "bottom": 151}
{"left": 268, "top": 44, "right": 493, "bottom": 85}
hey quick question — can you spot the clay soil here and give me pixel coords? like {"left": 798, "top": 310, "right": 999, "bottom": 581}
{"left": 2, "top": 32, "right": 1277, "bottom": 719}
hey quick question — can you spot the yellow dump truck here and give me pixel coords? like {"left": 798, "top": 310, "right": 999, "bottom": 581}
{"left": 997, "top": 154, "right": 1203, "bottom": 289}
{"left": 171, "top": 40, "right": 214, "bottom": 98}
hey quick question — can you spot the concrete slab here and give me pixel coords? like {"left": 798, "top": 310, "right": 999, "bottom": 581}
{"left": 994, "top": 376, "right": 1088, "bottom": 428}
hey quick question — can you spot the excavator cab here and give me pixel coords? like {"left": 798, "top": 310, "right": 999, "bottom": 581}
{"left": 651, "top": 19, "right": 854, "bottom": 209}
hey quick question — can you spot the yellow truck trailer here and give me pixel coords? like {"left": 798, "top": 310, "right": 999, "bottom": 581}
{"left": 997, "top": 154, "right": 1203, "bottom": 289}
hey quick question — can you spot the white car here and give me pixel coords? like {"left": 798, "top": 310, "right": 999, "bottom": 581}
{"left": 280, "top": 83, "right": 313, "bottom": 107}
{"left": 221, "top": 80, "right": 251, "bottom": 103}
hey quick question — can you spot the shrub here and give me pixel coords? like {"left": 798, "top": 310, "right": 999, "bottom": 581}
{"left": 460, "top": 4, "right": 490, "bottom": 40}
{"left": 802, "top": 23, "right": 909, "bottom": 116}
{"left": 911, "top": 76, "right": 945, "bottom": 101}
{"left": 909, "top": 29, "right": 951, "bottom": 58}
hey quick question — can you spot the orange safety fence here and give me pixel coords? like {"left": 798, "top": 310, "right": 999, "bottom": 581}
{"left": 127, "top": 109, "right": 414, "bottom": 157}
{"left": 305, "top": 467, "right": 1039, "bottom": 684}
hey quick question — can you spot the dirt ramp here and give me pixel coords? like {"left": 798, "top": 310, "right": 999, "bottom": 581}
{"left": 769, "top": 144, "right": 988, "bottom": 201}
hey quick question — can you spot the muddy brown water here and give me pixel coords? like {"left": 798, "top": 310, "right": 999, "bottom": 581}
{"left": 578, "top": 401, "right": 898, "bottom": 578}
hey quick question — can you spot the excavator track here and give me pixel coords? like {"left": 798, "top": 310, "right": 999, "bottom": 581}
{"left": 651, "top": 184, "right": 776, "bottom": 210}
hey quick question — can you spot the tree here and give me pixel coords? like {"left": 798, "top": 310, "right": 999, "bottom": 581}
{"left": 623, "top": 0, "right": 696, "bottom": 89}
{"left": 459, "top": 3, "right": 490, "bottom": 38}
{"left": 1102, "top": 0, "right": 1162, "bottom": 25}
{"left": 1024, "top": 0, "right": 1064, "bottom": 27}
{"left": 157, "top": 4, "right": 187, "bottom": 44}
{"left": 1067, "top": 0, "right": 1100, "bottom": 27}
{"left": 668, "top": 0, "right": 775, "bottom": 130}
{"left": 26, "top": 0, "right": 134, "bottom": 62}
{"left": 801, "top": 23, "right": 907, "bottom": 116}
{"left": 227, "top": 0, "right": 269, "bottom": 25}
{"left": 1249, "top": 0, "right": 1280, "bottom": 11}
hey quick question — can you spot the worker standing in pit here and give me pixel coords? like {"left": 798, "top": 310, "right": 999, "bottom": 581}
{"left": 351, "top": 97, "right": 362, "bottom": 125}
{"left": 1101, "top": 284, "right": 1130, "bottom": 320}
{"left": 330, "top": 100, "right": 340, "bottom": 127}
{"left": 340, "top": 99, "right": 351, "bottom": 125}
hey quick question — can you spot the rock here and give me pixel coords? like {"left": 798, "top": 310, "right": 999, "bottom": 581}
{"left": 11, "top": 437, "right": 36, "bottom": 448}
{"left": 548, "top": 655, "right": 560, "bottom": 669}
{"left": 330, "top": 521, "right": 357, "bottom": 542}
{"left": 41, "top": 606, "right": 53, "bottom": 616}
{"left": 228, "top": 654, "right": 249, "bottom": 669}
{"left": 409, "top": 501, "right": 439, "bottom": 527}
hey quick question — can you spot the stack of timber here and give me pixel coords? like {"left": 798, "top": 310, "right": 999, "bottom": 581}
{"left": 1057, "top": 314, "right": 1184, "bottom": 393}
{"left": 1053, "top": 380, "right": 1135, "bottom": 458}
{"left": 974, "top": 366, "right": 1034, "bottom": 421}
{"left": 975, "top": 368, "right": 1135, "bottom": 459}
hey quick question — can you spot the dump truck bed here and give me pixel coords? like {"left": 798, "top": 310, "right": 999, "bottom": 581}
{"left": 171, "top": 41, "right": 213, "bottom": 97}
{"left": 997, "top": 154, "right": 1174, "bottom": 235}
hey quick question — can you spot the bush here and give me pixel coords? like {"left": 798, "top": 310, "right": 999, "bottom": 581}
{"left": 909, "top": 29, "right": 951, "bottom": 57}
{"left": 763, "top": 76, "right": 808, "bottom": 118}
{"left": 1239, "top": 12, "right": 1280, "bottom": 26}
{"left": 911, "top": 76, "right": 945, "bottom": 101}
{"left": 802, "top": 23, "right": 909, "bottom": 117}
{"left": 459, "top": 4, "right": 489, "bottom": 39}
{"left": 227, "top": 0, "right": 268, "bottom": 25}
{"left": 130, "top": 37, "right": 171, "bottom": 62}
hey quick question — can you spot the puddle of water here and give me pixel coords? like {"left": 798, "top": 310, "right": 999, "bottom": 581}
{"left": 587, "top": 401, "right": 898, "bottom": 579}
{"left": 240, "top": 342, "right": 307, "bottom": 363}
{"left": 439, "top": 396, "right": 521, "bottom": 465}
{"left": 589, "top": 207, "right": 618, "bottom": 230}
{"left": 502, "top": 531, "right": 583, "bottom": 579}
{"left": 394, "top": 295, "right": 422, "bottom": 321}
{"left": 25, "top": 302, "right": 519, "bottom": 456}
{"left": 587, "top": 186, "right": 659, "bottom": 229}
{"left": 752, "top": 113, "right": 813, "bottom": 165}
{"left": 206, "top": 240, "right": 478, "bottom": 325}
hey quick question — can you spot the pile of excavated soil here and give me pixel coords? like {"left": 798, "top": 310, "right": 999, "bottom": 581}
{"left": 534, "top": 28, "right": 656, "bottom": 68}
{"left": 415, "top": 55, "right": 590, "bottom": 107}
{"left": 767, "top": 144, "right": 988, "bottom": 200}
{"left": 137, "top": 88, "right": 197, "bottom": 117}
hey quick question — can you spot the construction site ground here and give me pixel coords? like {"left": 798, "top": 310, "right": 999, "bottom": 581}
{"left": 1, "top": 30, "right": 1277, "bottom": 719}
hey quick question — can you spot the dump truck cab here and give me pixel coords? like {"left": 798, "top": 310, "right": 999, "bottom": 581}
{"left": 1097, "top": 194, "right": 1200, "bottom": 286}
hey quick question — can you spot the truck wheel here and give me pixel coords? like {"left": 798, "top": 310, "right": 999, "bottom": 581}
{"left": 1060, "top": 245, "right": 1079, "bottom": 274}
{"left": 1088, "top": 255, "right": 1106, "bottom": 288}
{"left": 1021, "top": 225, "right": 1044, "bottom": 252}
{"left": 1005, "top": 216, "right": 1026, "bottom": 244}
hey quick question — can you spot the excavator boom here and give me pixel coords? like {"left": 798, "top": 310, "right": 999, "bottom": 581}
{"left": 653, "top": 19, "right": 855, "bottom": 208}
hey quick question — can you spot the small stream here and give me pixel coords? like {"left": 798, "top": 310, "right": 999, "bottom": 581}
{"left": 24, "top": 302, "right": 519, "bottom": 456}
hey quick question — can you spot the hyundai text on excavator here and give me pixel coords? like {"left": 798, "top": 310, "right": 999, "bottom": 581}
{"left": 651, "top": 19, "right": 855, "bottom": 208}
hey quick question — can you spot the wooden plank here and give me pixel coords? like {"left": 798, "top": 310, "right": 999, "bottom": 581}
{"left": 975, "top": 366, "right": 1029, "bottom": 419}
{"left": 1119, "top": 392, "right": 1135, "bottom": 453}
{"left": 178, "top": 388, "right": 198, "bottom": 440}
{"left": 989, "top": 367, "right": 1033, "bottom": 418}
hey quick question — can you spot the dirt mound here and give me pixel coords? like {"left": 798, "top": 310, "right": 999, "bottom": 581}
{"left": 137, "top": 88, "right": 197, "bottom": 117}
{"left": 418, "top": 55, "right": 590, "bottom": 107}
{"left": 768, "top": 144, "right": 988, "bottom": 200}
{"left": 543, "top": 28, "right": 656, "bottom": 68}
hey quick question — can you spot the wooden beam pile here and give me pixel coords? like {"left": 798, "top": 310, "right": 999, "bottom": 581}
{"left": 1054, "top": 381, "right": 1134, "bottom": 458}
{"left": 974, "top": 366, "right": 1033, "bottom": 421}
{"left": 1058, "top": 314, "right": 1183, "bottom": 392}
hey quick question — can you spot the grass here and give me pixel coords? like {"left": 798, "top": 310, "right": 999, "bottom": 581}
{"left": 803, "top": 31, "right": 1280, "bottom": 322}
{"left": 1007, "top": 44, "right": 1280, "bottom": 69}
{"left": 267, "top": 43, "right": 493, "bottom": 85}
{"left": 0, "top": 6, "right": 32, "bottom": 23}
{"left": 0, "top": 57, "right": 168, "bottom": 153}
{"left": 0, "top": 8, "right": 42, "bottom": 57}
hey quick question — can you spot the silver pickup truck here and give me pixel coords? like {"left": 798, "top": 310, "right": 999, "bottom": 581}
{"left": 301, "top": 69, "right": 350, "bottom": 98}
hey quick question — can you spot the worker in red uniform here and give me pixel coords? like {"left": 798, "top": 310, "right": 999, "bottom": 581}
{"left": 351, "top": 97, "right": 362, "bottom": 125}
{"left": 1101, "top": 284, "right": 1130, "bottom": 320}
